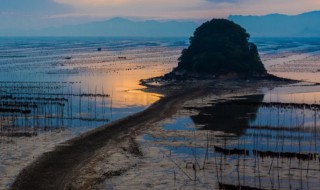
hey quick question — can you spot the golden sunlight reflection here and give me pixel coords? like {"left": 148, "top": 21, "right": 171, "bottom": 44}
{"left": 68, "top": 65, "right": 169, "bottom": 108}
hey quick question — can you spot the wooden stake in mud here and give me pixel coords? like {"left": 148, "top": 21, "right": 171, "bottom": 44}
{"left": 95, "top": 85, "right": 97, "bottom": 119}
{"left": 79, "top": 86, "right": 82, "bottom": 114}
{"left": 213, "top": 134, "right": 221, "bottom": 185}
{"left": 202, "top": 130, "right": 209, "bottom": 169}
{"left": 110, "top": 87, "right": 113, "bottom": 121}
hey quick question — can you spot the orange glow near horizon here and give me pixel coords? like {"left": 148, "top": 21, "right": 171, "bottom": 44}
{"left": 52, "top": 0, "right": 320, "bottom": 20}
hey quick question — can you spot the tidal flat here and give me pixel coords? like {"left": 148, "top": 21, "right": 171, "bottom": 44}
{"left": 132, "top": 85, "right": 320, "bottom": 190}
{"left": 0, "top": 37, "right": 185, "bottom": 189}
{"left": 98, "top": 38, "right": 320, "bottom": 190}
{"left": 2, "top": 37, "right": 320, "bottom": 189}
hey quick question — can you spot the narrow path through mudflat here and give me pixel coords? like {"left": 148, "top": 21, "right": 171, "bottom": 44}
{"left": 10, "top": 88, "right": 204, "bottom": 190}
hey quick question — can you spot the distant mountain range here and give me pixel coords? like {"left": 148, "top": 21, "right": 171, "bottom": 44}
{"left": 0, "top": 17, "right": 197, "bottom": 37}
{"left": 3, "top": 11, "right": 320, "bottom": 37}
{"left": 229, "top": 11, "right": 320, "bottom": 37}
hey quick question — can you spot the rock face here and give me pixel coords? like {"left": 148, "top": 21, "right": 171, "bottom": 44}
{"left": 173, "top": 19, "right": 266, "bottom": 76}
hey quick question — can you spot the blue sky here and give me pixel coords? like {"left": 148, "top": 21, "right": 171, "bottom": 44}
{"left": 1, "top": 0, "right": 320, "bottom": 29}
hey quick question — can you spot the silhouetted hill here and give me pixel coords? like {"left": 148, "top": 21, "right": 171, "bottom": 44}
{"left": 229, "top": 11, "right": 320, "bottom": 37}
{"left": 172, "top": 19, "right": 266, "bottom": 76}
{"left": 0, "top": 17, "right": 197, "bottom": 37}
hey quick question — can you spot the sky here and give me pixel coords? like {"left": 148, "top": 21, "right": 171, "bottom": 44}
{"left": 1, "top": 0, "right": 320, "bottom": 29}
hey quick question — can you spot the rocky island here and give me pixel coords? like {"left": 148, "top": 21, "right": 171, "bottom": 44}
{"left": 169, "top": 19, "right": 267, "bottom": 79}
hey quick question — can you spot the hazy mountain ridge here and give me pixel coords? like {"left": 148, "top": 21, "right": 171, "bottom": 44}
{"left": 3, "top": 10, "right": 320, "bottom": 37}
{"left": 229, "top": 11, "right": 320, "bottom": 37}
{"left": 0, "top": 17, "right": 197, "bottom": 37}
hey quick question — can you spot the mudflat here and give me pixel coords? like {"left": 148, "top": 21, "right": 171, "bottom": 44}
{"left": 10, "top": 78, "right": 293, "bottom": 190}
{"left": 10, "top": 84, "right": 206, "bottom": 190}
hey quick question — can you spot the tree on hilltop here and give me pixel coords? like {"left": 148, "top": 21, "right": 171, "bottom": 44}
{"left": 174, "top": 19, "right": 266, "bottom": 76}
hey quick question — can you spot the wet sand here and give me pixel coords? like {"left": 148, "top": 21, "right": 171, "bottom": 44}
{"left": 9, "top": 81, "right": 208, "bottom": 190}
{"left": 127, "top": 88, "right": 320, "bottom": 190}
{"left": 9, "top": 78, "right": 295, "bottom": 190}
{"left": 0, "top": 38, "right": 183, "bottom": 190}
{"left": 5, "top": 37, "right": 320, "bottom": 190}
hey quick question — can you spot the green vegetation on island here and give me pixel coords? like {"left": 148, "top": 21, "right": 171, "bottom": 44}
{"left": 173, "top": 19, "right": 267, "bottom": 77}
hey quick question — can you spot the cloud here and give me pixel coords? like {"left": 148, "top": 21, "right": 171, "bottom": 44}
{"left": 2, "top": 0, "right": 320, "bottom": 20}
{"left": 207, "top": 0, "right": 237, "bottom": 3}
{"left": 55, "top": 0, "right": 206, "bottom": 8}
{"left": 0, "top": 0, "right": 70, "bottom": 14}
{"left": 2, "top": 0, "right": 320, "bottom": 30}
{"left": 53, "top": 0, "right": 320, "bottom": 20}
{"left": 55, "top": 0, "right": 130, "bottom": 7}
{"left": 53, "top": 0, "right": 216, "bottom": 20}
{"left": 0, "top": 0, "right": 73, "bottom": 30}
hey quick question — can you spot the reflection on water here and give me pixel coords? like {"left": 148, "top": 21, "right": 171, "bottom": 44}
{"left": 184, "top": 94, "right": 320, "bottom": 152}
{"left": 0, "top": 37, "right": 185, "bottom": 190}
{"left": 189, "top": 95, "right": 264, "bottom": 135}
{"left": 151, "top": 93, "right": 320, "bottom": 189}
{"left": 69, "top": 70, "right": 163, "bottom": 109}
{"left": 0, "top": 37, "right": 183, "bottom": 136}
